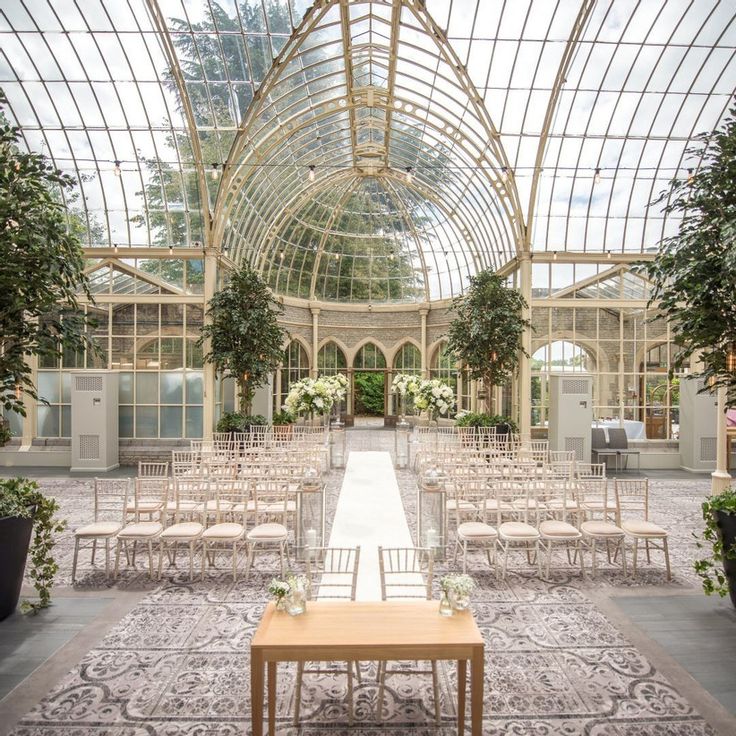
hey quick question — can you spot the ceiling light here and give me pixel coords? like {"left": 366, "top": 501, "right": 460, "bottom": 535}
{"left": 594, "top": 168, "right": 601, "bottom": 185}
{"left": 113, "top": 160, "right": 121, "bottom": 177}
{"left": 308, "top": 165, "right": 316, "bottom": 182}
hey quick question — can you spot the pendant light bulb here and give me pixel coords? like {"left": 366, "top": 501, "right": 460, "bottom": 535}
{"left": 113, "top": 160, "right": 122, "bottom": 177}
{"left": 594, "top": 168, "right": 601, "bottom": 185}
{"left": 501, "top": 166, "right": 508, "bottom": 183}
{"left": 211, "top": 163, "right": 219, "bottom": 180}
{"left": 405, "top": 166, "right": 413, "bottom": 184}
{"left": 687, "top": 168, "right": 694, "bottom": 184}
{"left": 308, "top": 165, "right": 316, "bottom": 183}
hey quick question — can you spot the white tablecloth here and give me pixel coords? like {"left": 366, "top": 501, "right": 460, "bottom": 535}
{"left": 592, "top": 419, "right": 645, "bottom": 440}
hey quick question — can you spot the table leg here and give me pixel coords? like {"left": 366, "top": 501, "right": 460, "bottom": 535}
{"left": 268, "top": 661, "right": 277, "bottom": 736}
{"left": 250, "top": 649, "right": 264, "bottom": 736}
{"left": 457, "top": 658, "right": 466, "bottom": 733}
{"left": 470, "top": 646, "right": 484, "bottom": 736}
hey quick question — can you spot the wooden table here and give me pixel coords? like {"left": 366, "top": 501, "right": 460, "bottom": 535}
{"left": 250, "top": 599, "right": 485, "bottom": 735}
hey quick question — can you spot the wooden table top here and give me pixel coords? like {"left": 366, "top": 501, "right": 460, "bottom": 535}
{"left": 251, "top": 600, "right": 483, "bottom": 653}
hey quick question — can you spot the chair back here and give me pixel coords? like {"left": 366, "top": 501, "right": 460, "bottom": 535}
{"left": 172, "top": 450, "right": 201, "bottom": 477}
{"left": 138, "top": 461, "right": 169, "bottom": 478}
{"left": 306, "top": 546, "right": 361, "bottom": 600}
{"left": 251, "top": 477, "right": 290, "bottom": 526}
{"left": 93, "top": 478, "right": 129, "bottom": 524}
{"left": 378, "top": 546, "right": 433, "bottom": 600}
{"left": 614, "top": 478, "right": 649, "bottom": 519}
{"left": 591, "top": 428, "right": 608, "bottom": 450}
{"left": 213, "top": 478, "right": 248, "bottom": 524}
{"left": 575, "top": 462, "right": 606, "bottom": 479}
{"left": 608, "top": 428, "right": 630, "bottom": 449}
{"left": 132, "top": 477, "right": 168, "bottom": 521}
{"left": 171, "top": 477, "right": 206, "bottom": 522}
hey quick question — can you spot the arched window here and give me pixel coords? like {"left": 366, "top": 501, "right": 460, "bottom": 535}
{"left": 353, "top": 342, "right": 386, "bottom": 370}
{"left": 430, "top": 342, "right": 456, "bottom": 380}
{"left": 318, "top": 341, "right": 347, "bottom": 375}
{"left": 281, "top": 340, "right": 310, "bottom": 397}
{"left": 393, "top": 343, "right": 422, "bottom": 374}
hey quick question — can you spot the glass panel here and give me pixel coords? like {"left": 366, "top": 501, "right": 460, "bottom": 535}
{"left": 119, "top": 372, "right": 134, "bottom": 403}
{"left": 61, "top": 405, "right": 71, "bottom": 437}
{"left": 135, "top": 406, "right": 158, "bottom": 438}
{"left": 160, "top": 406, "right": 183, "bottom": 438}
{"left": 186, "top": 372, "right": 204, "bottom": 404}
{"left": 160, "top": 372, "right": 183, "bottom": 404}
{"left": 61, "top": 372, "right": 72, "bottom": 403}
{"left": 119, "top": 406, "right": 134, "bottom": 438}
{"left": 37, "top": 372, "right": 59, "bottom": 403}
{"left": 37, "top": 405, "right": 59, "bottom": 437}
{"left": 136, "top": 372, "right": 158, "bottom": 404}
{"left": 159, "top": 337, "right": 184, "bottom": 369}
{"left": 185, "top": 406, "right": 203, "bottom": 438}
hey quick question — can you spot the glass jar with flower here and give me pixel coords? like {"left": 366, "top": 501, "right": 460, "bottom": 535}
{"left": 268, "top": 578, "right": 291, "bottom": 611}
{"left": 439, "top": 573, "right": 476, "bottom": 612}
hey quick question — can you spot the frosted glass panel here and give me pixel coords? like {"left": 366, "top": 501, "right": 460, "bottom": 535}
{"left": 37, "top": 372, "right": 59, "bottom": 403}
{"left": 119, "top": 406, "right": 134, "bottom": 438}
{"left": 136, "top": 372, "right": 158, "bottom": 403}
{"left": 136, "top": 406, "right": 158, "bottom": 437}
{"left": 160, "top": 372, "right": 183, "bottom": 404}
{"left": 37, "top": 405, "right": 59, "bottom": 437}
{"left": 160, "top": 406, "right": 183, "bottom": 438}
{"left": 119, "top": 372, "right": 134, "bottom": 403}
{"left": 185, "top": 406, "right": 203, "bottom": 438}
{"left": 186, "top": 372, "right": 203, "bottom": 404}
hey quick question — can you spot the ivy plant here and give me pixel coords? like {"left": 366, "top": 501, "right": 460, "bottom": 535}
{"left": 0, "top": 477, "right": 66, "bottom": 613}
{"left": 199, "top": 264, "right": 288, "bottom": 414}
{"left": 639, "top": 103, "right": 736, "bottom": 404}
{"left": 446, "top": 270, "right": 530, "bottom": 413}
{"left": 693, "top": 486, "right": 736, "bottom": 597}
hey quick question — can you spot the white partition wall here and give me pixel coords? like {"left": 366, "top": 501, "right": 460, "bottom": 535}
{"left": 679, "top": 377, "right": 717, "bottom": 472}
{"left": 251, "top": 374, "right": 274, "bottom": 422}
{"left": 70, "top": 372, "right": 119, "bottom": 472}
{"left": 548, "top": 373, "right": 593, "bottom": 462}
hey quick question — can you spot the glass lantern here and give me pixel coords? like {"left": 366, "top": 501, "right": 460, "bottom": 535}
{"left": 296, "top": 466, "right": 326, "bottom": 560}
{"left": 417, "top": 466, "right": 446, "bottom": 560}
{"left": 330, "top": 423, "right": 346, "bottom": 468}
{"left": 394, "top": 422, "right": 410, "bottom": 468}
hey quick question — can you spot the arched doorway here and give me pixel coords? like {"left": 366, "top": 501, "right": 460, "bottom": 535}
{"left": 318, "top": 341, "right": 349, "bottom": 419}
{"left": 353, "top": 343, "right": 387, "bottom": 421}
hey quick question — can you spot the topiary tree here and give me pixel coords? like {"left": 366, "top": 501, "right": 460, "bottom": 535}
{"left": 199, "top": 263, "right": 288, "bottom": 414}
{"left": 0, "top": 92, "right": 94, "bottom": 417}
{"left": 641, "top": 103, "right": 736, "bottom": 405}
{"left": 446, "top": 270, "right": 530, "bottom": 413}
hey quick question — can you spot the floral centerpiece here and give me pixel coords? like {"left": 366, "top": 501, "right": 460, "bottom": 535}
{"left": 284, "top": 377, "right": 335, "bottom": 418}
{"left": 322, "top": 373, "right": 349, "bottom": 423}
{"left": 439, "top": 573, "right": 476, "bottom": 614}
{"left": 269, "top": 574, "right": 310, "bottom": 615}
{"left": 414, "top": 378, "right": 456, "bottom": 421}
{"left": 391, "top": 373, "right": 421, "bottom": 423}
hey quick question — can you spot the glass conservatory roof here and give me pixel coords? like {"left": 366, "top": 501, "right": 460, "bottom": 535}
{"left": 1, "top": 0, "right": 734, "bottom": 303}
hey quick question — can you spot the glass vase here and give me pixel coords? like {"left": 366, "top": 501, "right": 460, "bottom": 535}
{"left": 449, "top": 590, "right": 470, "bottom": 611}
{"left": 439, "top": 590, "right": 454, "bottom": 617}
{"left": 286, "top": 583, "right": 307, "bottom": 616}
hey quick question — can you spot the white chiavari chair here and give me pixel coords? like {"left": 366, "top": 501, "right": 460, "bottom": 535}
{"left": 138, "top": 461, "right": 169, "bottom": 478}
{"left": 496, "top": 479, "right": 542, "bottom": 578}
{"left": 201, "top": 478, "right": 247, "bottom": 581}
{"left": 452, "top": 477, "right": 498, "bottom": 574}
{"left": 578, "top": 478, "right": 627, "bottom": 574}
{"left": 244, "top": 477, "right": 290, "bottom": 578}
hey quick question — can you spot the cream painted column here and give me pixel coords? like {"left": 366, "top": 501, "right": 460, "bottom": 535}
{"left": 419, "top": 307, "right": 428, "bottom": 378}
{"left": 202, "top": 248, "right": 217, "bottom": 440}
{"left": 712, "top": 386, "right": 732, "bottom": 493}
{"left": 519, "top": 254, "right": 532, "bottom": 437}
{"left": 311, "top": 307, "right": 320, "bottom": 377}
{"left": 20, "top": 355, "right": 38, "bottom": 449}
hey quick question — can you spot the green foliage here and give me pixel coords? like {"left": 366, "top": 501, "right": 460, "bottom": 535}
{"left": 693, "top": 487, "right": 736, "bottom": 597}
{"left": 353, "top": 372, "right": 385, "bottom": 416}
{"left": 639, "top": 103, "right": 736, "bottom": 405}
{"left": 215, "top": 412, "right": 267, "bottom": 432}
{"left": 455, "top": 412, "right": 519, "bottom": 433}
{"left": 199, "top": 264, "right": 288, "bottom": 413}
{"left": 272, "top": 410, "right": 294, "bottom": 426}
{"left": 0, "top": 420, "right": 11, "bottom": 447}
{"left": 0, "top": 92, "right": 95, "bottom": 416}
{"left": 446, "top": 270, "right": 530, "bottom": 409}
{"left": 0, "top": 477, "right": 66, "bottom": 613}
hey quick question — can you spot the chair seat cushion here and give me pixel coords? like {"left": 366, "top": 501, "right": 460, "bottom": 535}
{"left": 581, "top": 520, "right": 625, "bottom": 536}
{"left": 203, "top": 523, "right": 244, "bottom": 539}
{"left": 247, "top": 522, "right": 288, "bottom": 540}
{"left": 118, "top": 522, "right": 163, "bottom": 538}
{"left": 161, "top": 522, "right": 204, "bottom": 538}
{"left": 499, "top": 521, "right": 540, "bottom": 539}
{"left": 75, "top": 521, "right": 122, "bottom": 537}
{"left": 457, "top": 521, "right": 497, "bottom": 539}
{"left": 622, "top": 520, "right": 667, "bottom": 537}
{"left": 539, "top": 520, "right": 581, "bottom": 538}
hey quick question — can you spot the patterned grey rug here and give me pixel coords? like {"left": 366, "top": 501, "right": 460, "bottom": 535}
{"left": 8, "top": 449, "right": 719, "bottom": 735}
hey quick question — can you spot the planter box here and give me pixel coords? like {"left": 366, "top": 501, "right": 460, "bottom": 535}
{"left": 0, "top": 516, "right": 33, "bottom": 620}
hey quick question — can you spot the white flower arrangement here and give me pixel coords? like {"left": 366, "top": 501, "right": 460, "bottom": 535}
{"left": 414, "top": 378, "right": 456, "bottom": 417}
{"left": 439, "top": 573, "right": 476, "bottom": 596}
{"left": 283, "top": 377, "right": 335, "bottom": 416}
{"left": 322, "top": 373, "right": 349, "bottom": 403}
{"left": 391, "top": 372, "right": 421, "bottom": 398}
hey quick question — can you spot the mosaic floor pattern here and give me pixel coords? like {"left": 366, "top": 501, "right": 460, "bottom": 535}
{"left": 7, "top": 434, "right": 721, "bottom": 735}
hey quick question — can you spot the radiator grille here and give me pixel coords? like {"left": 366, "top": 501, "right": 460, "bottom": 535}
{"left": 700, "top": 437, "right": 717, "bottom": 462}
{"left": 565, "top": 436, "right": 585, "bottom": 462}
{"left": 75, "top": 375, "right": 103, "bottom": 392}
{"left": 562, "top": 378, "right": 589, "bottom": 395}
{"left": 79, "top": 434, "right": 100, "bottom": 460}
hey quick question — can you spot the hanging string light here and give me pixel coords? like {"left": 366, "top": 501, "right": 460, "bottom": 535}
{"left": 113, "top": 160, "right": 122, "bottom": 177}
{"left": 501, "top": 166, "right": 509, "bottom": 183}
{"left": 727, "top": 342, "right": 736, "bottom": 373}
{"left": 308, "top": 165, "right": 316, "bottom": 182}
{"left": 405, "top": 166, "right": 413, "bottom": 184}
{"left": 594, "top": 167, "right": 601, "bottom": 184}
{"left": 211, "top": 163, "right": 220, "bottom": 180}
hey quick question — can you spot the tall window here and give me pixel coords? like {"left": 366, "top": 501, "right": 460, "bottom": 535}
{"left": 393, "top": 343, "right": 422, "bottom": 374}
{"left": 281, "top": 341, "right": 310, "bottom": 397}
{"left": 318, "top": 342, "right": 347, "bottom": 375}
{"left": 430, "top": 342, "right": 466, "bottom": 411}
{"left": 353, "top": 342, "right": 387, "bottom": 370}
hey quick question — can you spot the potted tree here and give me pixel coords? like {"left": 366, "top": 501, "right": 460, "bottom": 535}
{"left": 446, "top": 270, "right": 530, "bottom": 415}
{"left": 199, "top": 264, "right": 288, "bottom": 418}
{"left": 0, "top": 478, "right": 66, "bottom": 619}
{"left": 694, "top": 487, "right": 736, "bottom": 607}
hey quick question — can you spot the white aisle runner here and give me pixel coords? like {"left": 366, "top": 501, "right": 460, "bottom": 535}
{"left": 327, "top": 451, "right": 414, "bottom": 600}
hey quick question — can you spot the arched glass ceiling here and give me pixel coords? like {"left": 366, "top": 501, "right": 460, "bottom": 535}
{"left": 0, "top": 0, "right": 734, "bottom": 301}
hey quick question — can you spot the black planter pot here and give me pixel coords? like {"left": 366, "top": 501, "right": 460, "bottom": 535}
{"left": 714, "top": 510, "right": 736, "bottom": 608}
{"left": 495, "top": 422, "right": 511, "bottom": 436}
{"left": 0, "top": 515, "right": 33, "bottom": 621}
